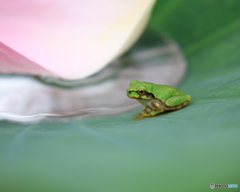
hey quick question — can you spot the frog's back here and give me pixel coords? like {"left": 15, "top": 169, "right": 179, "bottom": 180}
{"left": 152, "top": 84, "right": 186, "bottom": 101}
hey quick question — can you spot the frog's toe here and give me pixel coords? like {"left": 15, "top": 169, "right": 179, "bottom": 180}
{"left": 132, "top": 114, "right": 144, "bottom": 120}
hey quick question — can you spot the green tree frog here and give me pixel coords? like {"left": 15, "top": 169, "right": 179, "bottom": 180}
{"left": 126, "top": 80, "right": 191, "bottom": 120}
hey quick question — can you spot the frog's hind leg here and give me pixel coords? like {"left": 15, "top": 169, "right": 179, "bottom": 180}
{"left": 148, "top": 109, "right": 164, "bottom": 116}
{"left": 165, "top": 95, "right": 191, "bottom": 110}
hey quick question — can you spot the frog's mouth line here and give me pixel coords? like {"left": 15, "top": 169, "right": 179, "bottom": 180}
{"left": 128, "top": 96, "right": 144, "bottom": 99}
{"left": 128, "top": 91, "right": 155, "bottom": 100}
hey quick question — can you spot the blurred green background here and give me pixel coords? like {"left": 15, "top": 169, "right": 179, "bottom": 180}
{"left": 0, "top": 0, "right": 240, "bottom": 191}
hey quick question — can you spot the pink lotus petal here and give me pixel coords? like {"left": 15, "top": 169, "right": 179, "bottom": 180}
{"left": 0, "top": 0, "right": 155, "bottom": 79}
{"left": 0, "top": 41, "right": 56, "bottom": 76}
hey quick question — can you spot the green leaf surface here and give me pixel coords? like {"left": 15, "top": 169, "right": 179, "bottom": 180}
{"left": 1, "top": 0, "right": 240, "bottom": 191}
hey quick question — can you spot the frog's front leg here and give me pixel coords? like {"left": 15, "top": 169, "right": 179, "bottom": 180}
{"left": 132, "top": 106, "right": 150, "bottom": 120}
{"left": 132, "top": 104, "right": 164, "bottom": 120}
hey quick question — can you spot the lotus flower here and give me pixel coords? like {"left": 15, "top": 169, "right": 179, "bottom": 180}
{"left": 0, "top": 0, "right": 156, "bottom": 79}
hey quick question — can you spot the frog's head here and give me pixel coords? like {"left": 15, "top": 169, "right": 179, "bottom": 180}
{"left": 126, "top": 80, "right": 153, "bottom": 100}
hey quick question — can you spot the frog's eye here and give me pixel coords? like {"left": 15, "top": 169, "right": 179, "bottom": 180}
{"left": 137, "top": 89, "right": 146, "bottom": 95}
